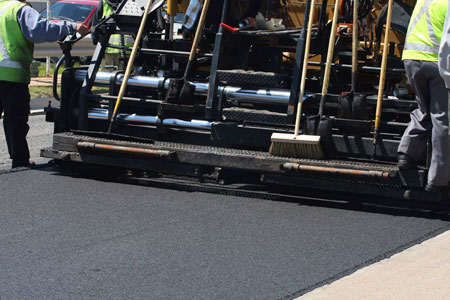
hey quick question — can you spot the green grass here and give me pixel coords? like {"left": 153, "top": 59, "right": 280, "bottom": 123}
{"left": 29, "top": 85, "right": 109, "bottom": 99}
{"left": 38, "top": 65, "right": 58, "bottom": 77}
{"left": 37, "top": 61, "right": 80, "bottom": 77}
{"left": 30, "top": 86, "right": 55, "bottom": 99}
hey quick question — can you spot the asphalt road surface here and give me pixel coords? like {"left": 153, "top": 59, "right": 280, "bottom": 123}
{"left": 0, "top": 114, "right": 52, "bottom": 170}
{"left": 0, "top": 167, "right": 449, "bottom": 299}
{"left": 1, "top": 115, "right": 450, "bottom": 299}
{"left": 30, "top": 97, "right": 57, "bottom": 112}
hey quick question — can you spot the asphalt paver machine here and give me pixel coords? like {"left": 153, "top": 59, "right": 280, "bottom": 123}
{"left": 42, "top": 0, "right": 443, "bottom": 203}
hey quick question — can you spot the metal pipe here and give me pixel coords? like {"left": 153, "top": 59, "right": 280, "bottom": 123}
{"left": 74, "top": 70, "right": 291, "bottom": 105}
{"left": 106, "top": 45, "right": 213, "bottom": 58}
{"left": 77, "top": 141, "right": 175, "bottom": 159}
{"left": 282, "top": 162, "right": 396, "bottom": 179}
{"left": 223, "top": 86, "right": 291, "bottom": 105}
{"left": 88, "top": 108, "right": 212, "bottom": 130}
{"left": 308, "top": 61, "right": 405, "bottom": 74}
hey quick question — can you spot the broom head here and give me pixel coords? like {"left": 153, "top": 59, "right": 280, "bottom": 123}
{"left": 269, "top": 132, "right": 324, "bottom": 159}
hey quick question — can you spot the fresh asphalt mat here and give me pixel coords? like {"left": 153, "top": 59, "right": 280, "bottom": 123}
{"left": 1, "top": 167, "right": 450, "bottom": 299}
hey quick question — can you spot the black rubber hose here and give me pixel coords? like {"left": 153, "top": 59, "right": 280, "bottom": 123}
{"left": 53, "top": 54, "right": 66, "bottom": 101}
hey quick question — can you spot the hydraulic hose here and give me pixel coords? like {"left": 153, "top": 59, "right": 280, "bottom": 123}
{"left": 53, "top": 54, "right": 66, "bottom": 101}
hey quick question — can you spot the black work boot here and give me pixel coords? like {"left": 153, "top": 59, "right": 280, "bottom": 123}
{"left": 425, "top": 184, "right": 450, "bottom": 201}
{"left": 12, "top": 160, "right": 35, "bottom": 168}
{"left": 397, "top": 152, "right": 418, "bottom": 169}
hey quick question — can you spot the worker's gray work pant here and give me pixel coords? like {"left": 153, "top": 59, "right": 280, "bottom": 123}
{"left": 398, "top": 59, "right": 450, "bottom": 186}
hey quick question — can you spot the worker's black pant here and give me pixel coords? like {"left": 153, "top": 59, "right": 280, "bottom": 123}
{"left": 0, "top": 81, "right": 30, "bottom": 166}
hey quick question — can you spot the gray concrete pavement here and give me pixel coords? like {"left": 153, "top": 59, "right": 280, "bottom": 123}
{"left": 299, "top": 230, "right": 450, "bottom": 299}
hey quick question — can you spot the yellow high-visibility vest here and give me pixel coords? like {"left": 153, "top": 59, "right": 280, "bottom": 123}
{"left": 402, "top": 0, "right": 448, "bottom": 61}
{"left": 0, "top": 0, "right": 33, "bottom": 83}
{"left": 102, "top": 0, "right": 133, "bottom": 54}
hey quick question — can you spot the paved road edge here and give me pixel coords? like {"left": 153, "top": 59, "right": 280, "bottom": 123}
{"left": 297, "top": 229, "right": 450, "bottom": 299}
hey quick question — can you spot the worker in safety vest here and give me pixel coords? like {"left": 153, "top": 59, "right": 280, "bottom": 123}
{"left": 398, "top": 0, "right": 450, "bottom": 194}
{"left": 0, "top": 0, "right": 89, "bottom": 168}
{"left": 440, "top": 7, "right": 450, "bottom": 119}
{"left": 91, "top": 0, "right": 134, "bottom": 69}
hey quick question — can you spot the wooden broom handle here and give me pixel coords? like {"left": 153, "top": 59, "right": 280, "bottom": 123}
{"left": 321, "top": 0, "right": 340, "bottom": 96}
{"left": 373, "top": 0, "right": 393, "bottom": 142}
{"left": 352, "top": 0, "right": 358, "bottom": 91}
{"left": 184, "top": 0, "right": 211, "bottom": 78}
{"left": 294, "top": 0, "right": 316, "bottom": 136}
{"left": 110, "top": 0, "right": 154, "bottom": 129}
{"left": 188, "top": 0, "right": 211, "bottom": 62}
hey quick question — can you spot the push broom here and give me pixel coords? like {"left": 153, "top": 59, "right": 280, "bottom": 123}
{"left": 269, "top": 0, "right": 324, "bottom": 159}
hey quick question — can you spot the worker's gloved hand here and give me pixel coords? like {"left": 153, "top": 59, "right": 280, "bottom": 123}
{"left": 76, "top": 23, "right": 90, "bottom": 37}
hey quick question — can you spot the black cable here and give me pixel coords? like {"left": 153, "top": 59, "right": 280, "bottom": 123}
{"left": 52, "top": 55, "right": 66, "bottom": 101}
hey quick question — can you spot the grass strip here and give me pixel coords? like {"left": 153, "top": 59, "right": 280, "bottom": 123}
{"left": 30, "top": 86, "right": 109, "bottom": 99}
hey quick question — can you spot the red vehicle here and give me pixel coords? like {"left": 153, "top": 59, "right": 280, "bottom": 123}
{"left": 39, "top": 0, "right": 98, "bottom": 25}
{"left": 38, "top": 0, "right": 98, "bottom": 64}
